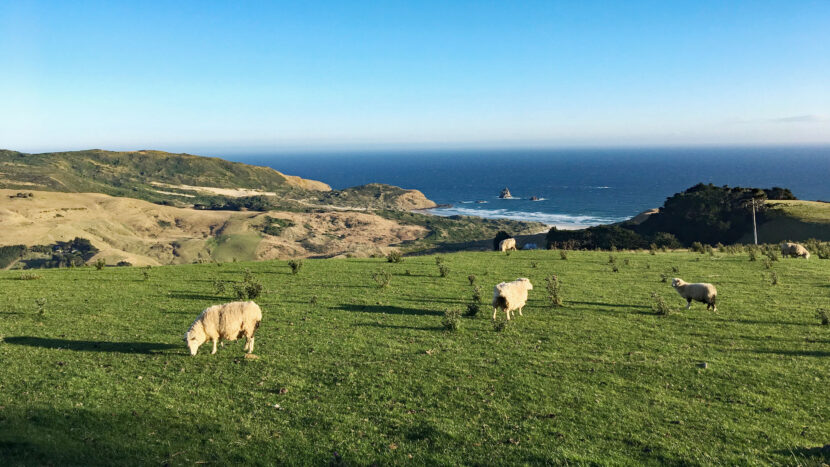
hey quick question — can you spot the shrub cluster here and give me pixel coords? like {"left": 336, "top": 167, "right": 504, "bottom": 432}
{"left": 288, "top": 259, "right": 304, "bottom": 275}
{"left": 441, "top": 308, "right": 461, "bottom": 331}
{"left": 545, "top": 275, "right": 563, "bottom": 308}
{"left": 372, "top": 269, "right": 391, "bottom": 288}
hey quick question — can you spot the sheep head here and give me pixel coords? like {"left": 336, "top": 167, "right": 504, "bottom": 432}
{"left": 671, "top": 278, "right": 685, "bottom": 288}
{"left": 184, "top": 323, "right": 206, "bottom": 356}
{"left": 518, "top": 278, "right": 533, "bottom": 290}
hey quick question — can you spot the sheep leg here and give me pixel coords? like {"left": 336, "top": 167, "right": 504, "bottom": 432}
{"left": 505, "top": 309, "right": 511, "bottom": 320}
{"left": 247, "top": 337, "right": 255, "bottom": 353}
{"left": 686, "top": 299, "right": 692, "bottom": 310}
{"left": 211, "top": 339, "right": 218, "bottom": 355}
{"left": 493, "top": 308, "right": 498, "bottom": 320}
{"left": 518, "top": 306, "right": 523, "bottom": 316}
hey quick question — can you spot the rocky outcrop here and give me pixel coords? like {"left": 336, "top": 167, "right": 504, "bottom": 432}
{"left": 499, "top": 187, "right": 513, "bottom": 199}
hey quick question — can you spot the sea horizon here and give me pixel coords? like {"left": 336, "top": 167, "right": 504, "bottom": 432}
{"left": 229, "top": 145, "right": 830, "bottom": 229}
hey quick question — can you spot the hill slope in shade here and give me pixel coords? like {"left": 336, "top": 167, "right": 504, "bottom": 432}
{"left": 740, "top": 200, "right": 830, "bottom": 243}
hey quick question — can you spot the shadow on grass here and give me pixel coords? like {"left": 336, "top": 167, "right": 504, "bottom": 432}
{"left": 711, "top": 317, "right": 810, "bottom": 327}
{"left": 166, "top": 292, "right": 227, "bottom": 301}
{"left": 335, "top": 304, "right": 443, "bottom": 316}
{"left": 568, "top": 300, "right": 651, "bottom": 310}
{"left": 400, "top": 297, "right": 468, "bottom": 305}
{"left": 4, "top": 336, "right": 178, "bottom": 354}
{"left": 774, "top": 445, "right": 830, "bottom": 462}
{"left": 354, "top": 322, "right": 444, "bottom": 331}
{"left": 0, "top": 407, "right": 222, "bottom": 465}
{"left": 739, "top": 348, "right": 830, "bottom": 358}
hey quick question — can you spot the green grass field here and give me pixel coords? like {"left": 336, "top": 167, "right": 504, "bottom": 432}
{"left": 1, "top": 250, "right": 828, "bottom": 465}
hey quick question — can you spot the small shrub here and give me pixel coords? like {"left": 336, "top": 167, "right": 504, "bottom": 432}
{"left": 748, "top": 250, "right": 757, "bottom": 261}
{"left": 716, "top": 243, "right": 725, "bottom": 252}
{"left": 492, "top": 316, "right": 510, "bottom": 332}
{"left": 769, "top": 271, "right": 779, "bottom": 285}
{"left": 649, "top": 244, "right": 657, "bottom": 255}
{"left": 545, "top": 275, "right": 563, "bottom": 308}
{"left": 608, "top": 254, "right": 617, "bottom": 264}
{"left": 660, "top": 273, "right": 668, "bottom": 283}
{"left": 690, "top": 242, "right": 705, "bottom": 253}
{"left": 816, "top": 308, "right": 829, "bottom": 326}
{"left": 435, "top": 256, "right": 445, "bottom": 266}
{"left": 405, "top": 270, "right": 412, "bottom": 276}
{"left": 232, "top": 269, "right": 263, "bottom": 300}
{"left": 467, "top": 274, "right": 477, "bottom": 286}
{"left": 288, "top": 259, "right": 304, "bottom": 275}
{"left": 531, "top": 261, "right": 538, "bottom": 268}
{"left": 213, "top": 279, "right": 227, "bottom": 294}
{"left": 441, "top": 309, "right": 462, "bottom": 332}
{"left": 309, "top": 295, "right": 318, "bottom": 305}
{"left": 94, "top": 258, "right": 106, "bottom": 270}
{"left": 19, "top": 272, "right": 42, "bottom": 280}
{"left": 611, "top": 265, "right": 619, "bottom": 273}
{"left": 438, "top": 263, "right": 450, "bottom": 278}
{"left": 650, "top": 292, "right": 671, "bottom": 316}
{"left": 671, "top": 266, "right": 680, "bottom": 274}
{"left": 559, "top": 250, "right": 568, "bottom": 260}
{"left": 623, "top": 258, "right": 630, "bottom": 266}
{"left": 466, "top": 285, "right": 483, "bottom": 317}
{"left": 762, "top": 258, "right": 773, "bottom": 269}
{"left": 372, "top": 269, "right": 391, "bottom": 288}
{"left": 142, "top": 266, "right": 151, "bottom": 280}
{"left": 35, "top": 297, "right": 47, "bottom": 316}
{"left": 386, "top": 251, "right": 403, "bottom": 263}
{"left": 471, "top": 285, "right": 482, "bottom": 303}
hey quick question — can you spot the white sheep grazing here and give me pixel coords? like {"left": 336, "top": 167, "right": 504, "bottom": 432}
{"left": 184, "top": 301, "right": 262, "bottom": 356}
{"left": 499, "top": 238, "right": 517, "bottom": 252}
{"left": 671, "top": 278, "right": 717, "bottom": 311}
{"left": 781, "top": 242, "right": 810, "bottom": 259}
{"left": 492, "top": 278, "right": 533, "bottom": 320}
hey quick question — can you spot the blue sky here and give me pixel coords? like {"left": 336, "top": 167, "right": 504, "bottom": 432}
{"left": 1, "top": 0, "right": 829, "bottom": 154}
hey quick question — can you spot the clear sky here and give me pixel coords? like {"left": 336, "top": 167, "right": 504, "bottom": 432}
{"left": 1, "top": 0, "right": 829, "bottom": 154}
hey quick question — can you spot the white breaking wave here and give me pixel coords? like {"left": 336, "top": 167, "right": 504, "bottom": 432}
{"left": 428, "top": 206, "right": 627, "bottom": 229}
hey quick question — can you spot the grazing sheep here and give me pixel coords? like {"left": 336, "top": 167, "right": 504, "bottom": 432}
{"left": 184, "top": 301, "right": 262, "bottom": 356}
{"left": 492, "top": 278, "right": 533, "bottom": 320}
{"left": 499, "top": 238, "right": 517, "bottom": 252}
{"left": 671, "top": 278, "right": 717, "bottom": 311}
{"left": 781, "top": 242, "right": 810, "bottom": 259}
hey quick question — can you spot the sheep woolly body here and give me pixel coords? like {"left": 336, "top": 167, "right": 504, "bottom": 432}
{"left": 499, "top": 238, "right": 517, "bottom": 252}
{"left": 781, "top": 242, "right": 810, "bottom": 259}
{"left": 492, "top": 278, "right": 533, "bottom": 320}
{"left": 185, "top": 301, "right": 262, "bottom": 356}
{"left": 671, "top": 278, "right": 717, "bottom": 311}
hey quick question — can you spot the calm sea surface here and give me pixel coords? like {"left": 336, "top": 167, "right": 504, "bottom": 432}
{"left": 230, "top": 147, "right": 830, "bottom": 228}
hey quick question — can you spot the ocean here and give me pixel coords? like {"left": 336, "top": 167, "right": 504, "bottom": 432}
{"left": 230, "top": 146, "right": 830, "bottom": 229}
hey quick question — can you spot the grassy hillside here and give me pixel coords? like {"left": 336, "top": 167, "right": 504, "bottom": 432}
{"left": 0, "top": 149, "right": 329, "bottom": 203}
{"left": 1, "top": 250, "right": 827, "bottom": 465}
{"left": 0, "top": 149, "right": 439, "bottom": 212}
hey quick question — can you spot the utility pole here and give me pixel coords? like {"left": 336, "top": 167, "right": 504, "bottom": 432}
{"left": 751, "top": 198, "right": 758, "bottom": 245}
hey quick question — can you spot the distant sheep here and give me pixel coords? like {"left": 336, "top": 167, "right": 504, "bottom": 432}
{"left": 499, "top": 238, "right": 517, "bottom": 252}
{"left": 671, "top": 278, "right": 717, "bottom": 311}
{"left": 492, "top": 278, "right": 533, "bottom": 320}
{"left": 781, "top": 242, "right": 810, "bottom": 259}
{"left": 184, "top": 301, "right": 262, "bottom": 356}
